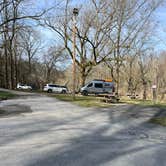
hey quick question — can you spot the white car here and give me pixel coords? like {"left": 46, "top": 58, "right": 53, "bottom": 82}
{"left": 17, "top": 83, "right": 32, "bottom": 90}
{"left": 43, "top": 84, "right": 68, "bottom": 93}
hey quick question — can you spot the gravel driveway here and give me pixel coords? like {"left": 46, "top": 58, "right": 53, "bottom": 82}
{"left": 0, "top": 89, "right": 166, "bottom": 166}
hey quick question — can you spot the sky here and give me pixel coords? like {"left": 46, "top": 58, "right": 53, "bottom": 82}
{"left": 154, "top": 5, "right": 166, "bottom": 51}
{"left": 34, "top": 0, "right": 166, "bottom": 53}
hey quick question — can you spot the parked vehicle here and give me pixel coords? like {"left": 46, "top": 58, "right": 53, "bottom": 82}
{"left": 43, "top": 84, "right": 68, "bottom": 93}
{"left": 80, "top": 79, "right": 115, "bottom": 96}
{"left": 17, "top": 83, "right": 32, "bottom": 90}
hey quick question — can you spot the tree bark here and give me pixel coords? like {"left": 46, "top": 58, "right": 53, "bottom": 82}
{"left": 80, "top": 69, "right": 86, "bottom": 87}
{"left": 143, "top": 81, "right": 147, "bottom": 100}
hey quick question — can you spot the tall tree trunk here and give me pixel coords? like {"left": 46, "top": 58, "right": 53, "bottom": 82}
{"left": 3, "top": 0, "right": 9, "bottom": 88}
{"left": 80, "top": 74, "right": 86, "bottom": 87}
{"left": 143, "top": 81, "right": 147, "bottom": 100}
{"left": 14, "top": 47, "right": 18, "bottom": 88}
{"left": 116, "top": 42, "right": 120, "bottom": 96}
{"left": 4, "top": 42, "right": 9, "bottom": 89}
{"left": 80, "top": 67, "right": 87, "bottom": 87}
{"left": 115, "top": 28, "right": 121, "bottom": 96}
{"left": 128, "top": 62, "right": 134, "bottom": 95}
{"left": 46, "top": 68, "right": 51, "bottom": 83}
{"left": 9, "top": 46, "right": 14, "bottom": 89}
{"left": 28, "top": 55, "right": 31, "bottom": 75}
{"left": 0, "top": 53, "right": 4, "bottom": 87}
{"left": 116, "top": 64, "right": 120, "bottom": 96}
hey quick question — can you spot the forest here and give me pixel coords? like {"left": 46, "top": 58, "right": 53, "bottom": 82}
{"left": 0, "top": 0, "right": 166, "bottom": 101}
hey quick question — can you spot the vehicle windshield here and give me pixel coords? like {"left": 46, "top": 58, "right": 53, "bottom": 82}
{"left": 87, "top": 83, "right": 93, "bottom": 87}
{"left": 84, "top": 82, "right": 91, "bottom": 87}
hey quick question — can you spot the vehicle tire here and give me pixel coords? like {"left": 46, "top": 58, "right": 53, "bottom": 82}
{"left": 61, "top": 90, "right": 66, "bottom": 94}
{"left": 82, "top": 90, "right": 88, "bottom": 96}
{"left": 47, "top": 89, "right": 52, "bottom": 93}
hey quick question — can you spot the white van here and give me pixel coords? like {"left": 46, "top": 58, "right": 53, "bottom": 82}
{"left": 80, "top": 79, "right": 115, "bottom": 96}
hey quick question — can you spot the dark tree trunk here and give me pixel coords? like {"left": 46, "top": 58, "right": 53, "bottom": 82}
{"left": 116, "top": 63, "right": 120, "bottom": 96}
{"left": 10, "top": 50, "right": 14, "bottom": 89}
{"left": 14, "top": 49, "right": 18, "bottom": 88}
{"left": 28, "top": 56, "right": 31, "bottom": 75}
{"left": 0, "top": 53, "right": 4, "bottom": 87}
{"left": 80, "top": 73, "right": 86, "bottom": 87}
{"left": 46, "top": 68, "right": 51, "bottom": 83}
{"left": 4, "top": 44, "right": 9, "bottom": 89}
{"left": 80, "top": 67, "right": 88, "bottom": 87}
{"left": 143, "top": 81, "right": 147, "bottom": 100}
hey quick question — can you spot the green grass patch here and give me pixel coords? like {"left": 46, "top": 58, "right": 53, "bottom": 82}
{"left": 51, "top": 94, "right": 166, "bottom": 108}
{"left": 150, "top": 117, "right": 166, "bottom": 126}
{"left": 0, "top": 91, "right": 17, "bottom": 100}
{"left": 52, "top": 94, "right": 113, "bottom": 108}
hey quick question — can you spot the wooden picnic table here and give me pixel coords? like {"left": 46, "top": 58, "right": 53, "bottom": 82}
{"left": 98, "top": 93, "right": 120, "bottom": 103}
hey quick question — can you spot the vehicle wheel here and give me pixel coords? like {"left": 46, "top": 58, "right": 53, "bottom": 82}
{"left": 82, "top": 90, "right": 88, "bottom": 96}
{"left": 47, "top": 89, "right": 52, "bottom": 93}
{"left": 61, "top": 90, "right": 66, "bottom": 94}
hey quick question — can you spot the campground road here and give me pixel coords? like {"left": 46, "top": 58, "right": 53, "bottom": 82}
{"left": 0, "top": 89, "right": 166, "bottom": 166}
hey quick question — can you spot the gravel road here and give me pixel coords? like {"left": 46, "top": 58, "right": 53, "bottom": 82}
{"left": 0, "top": 89, "right": 166, "bottom": 166}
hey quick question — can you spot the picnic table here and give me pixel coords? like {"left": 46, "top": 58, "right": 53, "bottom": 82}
{"left": 99, "top": 93, "right": 120, "bottom": 103}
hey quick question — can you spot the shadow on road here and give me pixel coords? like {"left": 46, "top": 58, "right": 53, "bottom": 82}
{"left": 0, "top": 104, "right": 32, "bottom": 117}
{"left": 17, "top": 105, "right": 166, "bottom": 166}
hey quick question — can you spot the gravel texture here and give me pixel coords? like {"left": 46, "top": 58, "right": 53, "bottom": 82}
{"left": 0, "top": 88, "right": 166, "bottom": 166}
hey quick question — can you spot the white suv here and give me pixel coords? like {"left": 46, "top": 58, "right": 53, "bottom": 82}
{"left": 17, "top": 83, "right": 32, "bottom": 90}
{"left": 43, "top": 84, "right": 68, "bottom": 93}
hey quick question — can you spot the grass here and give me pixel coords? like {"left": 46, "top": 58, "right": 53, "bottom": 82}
{"left": 0, "top": 91, "right": 17, "bottom": 100}
{"left": 150, "top": 117, "right": 166, "bottom": 126}
{"left": 121, "top": 97, "right": 166, "bottom": 108}
{"left": 52, "top": 94, "right": 113, "bottom": 108}
{"left": 121, "top": 97, "right": 166, "bottom": 127}
{"left": 52, "top": 94, "right": 166, "bottom": 108}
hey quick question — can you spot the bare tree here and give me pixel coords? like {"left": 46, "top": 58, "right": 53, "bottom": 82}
{"left": 1, "top": 0, "right": 21, "bottom": 89}
{"left": 43, "top": 46, "right": 66, "bottom": 83}
{"left": 19, "top": 29, "right": 41, "bottom": 75}
{"left": 42, "top": 0, "right": 115, "bottom": 86}
{"left": 0, "top": 0, "right": 50, "bottom": 33}
{"left": 156, "top": 52, "right": 166, "bottom": 101}
{"left": 0, "top": 0, "right": 52, "bottom": 89}
{"left": 105, "top": 0, "right": 163, "bottom": 95}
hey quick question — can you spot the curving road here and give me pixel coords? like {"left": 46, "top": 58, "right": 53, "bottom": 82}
{"left": 0, "top": 89, "right": 166, "bottom": 166}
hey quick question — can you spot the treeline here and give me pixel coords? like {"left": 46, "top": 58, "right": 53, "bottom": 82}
{"left": 0, "top": 0, "right": 43, "bottom": 89}
{"left": 0, "top": 0, "right": 165, "bottom": 100}
{"left": 41, "top": 0, "right": 164, "bottom": 95}
{"left": 63, "top": 51, "right": 166, "bottom": 101}
{"left": 0, "top": 0, "right": 65, "bottom": 89}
